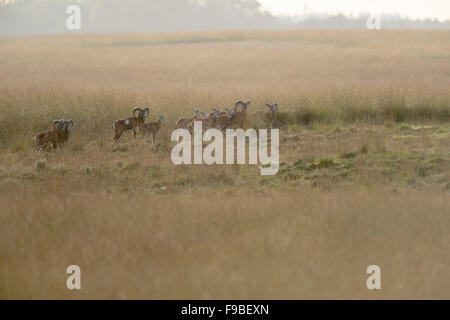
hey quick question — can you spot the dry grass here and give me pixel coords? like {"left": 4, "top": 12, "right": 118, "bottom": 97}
{"left": 1, "top": 190, "right": 449, "bottom": 299}
{"left": 0, "top": 30, "right": 449, "bottom": 299}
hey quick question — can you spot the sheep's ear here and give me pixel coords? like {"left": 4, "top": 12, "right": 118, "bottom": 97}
{"left": 273, "top": 103, "right": 278, "bottom": 111}
{"left": 143, "top": 107, "right": 149, "bottom": 118}
{"left": 67, "top": 120, "right": 73, "bottom": 129}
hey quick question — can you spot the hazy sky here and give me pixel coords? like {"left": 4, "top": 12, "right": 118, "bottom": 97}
{"left": 259, "top": 0, "right": 450, "bottom": 21}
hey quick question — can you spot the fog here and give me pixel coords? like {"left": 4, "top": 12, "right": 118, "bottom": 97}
{"left": 1, "top": 0, "right": 449, "bottom": 35}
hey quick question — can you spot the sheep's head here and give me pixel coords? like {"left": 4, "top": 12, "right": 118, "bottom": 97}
{"left": 266, "top": 103, "right": 278, "bottom": 113}
{"left": 235, "top": 101, "right": 250, "bottom": 111}
{"left": 209, "top": 112, "right": 219, "bottom": 120}
{"left": 224, "top": 108, "right": 233, "bottom": 118}
{"left": 58, "top": 119, "right": 68, "bottom": 131}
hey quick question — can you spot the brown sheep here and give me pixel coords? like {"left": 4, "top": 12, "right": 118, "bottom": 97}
{"left": 112, "top": 107, "right": 149, "bottom": 143}
{"left": 230, "top": 101, "right": 250, "bottom": 129}
{"left": 187, "top": 111, "right": 217, "bottom": 133}
{"left": 175, "top": 110, "right": 202, "bottom": 129}
{"left": 33, "top": 120, "right": 64, "bottom": 151}
{"left": 249, "top": 103, "right": 278, "bottom": 128}
{"left": 212, "top": 108, "right": 233, "bottom": 131}
{"left": 139, "top": 114, "right": 166, "bottom": 146}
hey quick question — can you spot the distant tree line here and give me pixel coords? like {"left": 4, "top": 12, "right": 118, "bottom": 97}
{"left": 280, "top": 14, "right": 450, "bottom": 30}
{"left": 1, "top": 0, "right": 449, "bottom": 35}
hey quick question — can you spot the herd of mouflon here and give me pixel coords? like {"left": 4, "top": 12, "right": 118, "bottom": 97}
{"left": 33, "top": 101, "right": 279, "bottom": 151}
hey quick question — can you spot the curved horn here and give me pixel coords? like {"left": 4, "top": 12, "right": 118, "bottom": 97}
{"left": 52, "top": 120, "right": 61, "bottom": 129}
{"left": 143, "top": 107, "right": 149, "bottom": 118}
{"left": 133, "top": 107, "right": 143, "bottom": 117}
{"left": 235, "top": 101, "right": 244, "bottom": 110}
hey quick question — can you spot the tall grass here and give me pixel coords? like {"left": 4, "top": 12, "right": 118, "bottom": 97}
{"left": 1, "top": 189, "right": 449, "bottom": 299}
{"left": 0, "top": 87, "right": 448, "bottom": 148}
{"left": 276, "top": 93, "right": 450, "bottom": 126}
{"left": 1, "top": 30, "right": 449, "bottom": 147}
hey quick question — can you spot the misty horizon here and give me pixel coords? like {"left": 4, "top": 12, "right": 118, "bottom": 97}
{"left": 1, "top": 0, "right": 450, "bottom": 35}
{"left": 259, "top": 0, "right": 450, "bottom": 22}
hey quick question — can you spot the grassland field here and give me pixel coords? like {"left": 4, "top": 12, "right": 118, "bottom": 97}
{"left": 0, "top": 30, "right": 449, "bottom": 299}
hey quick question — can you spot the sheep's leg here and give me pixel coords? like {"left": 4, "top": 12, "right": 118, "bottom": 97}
{"left": 114, "top": 132, "right": 122, "bottom": 143}
{"left": 48, "top": 142, "right": 56, "bottom": 155}
{"left": 35, "top": 144, "right": 42, "bottom": 156}
{"left": 132, "top": 129, "right": 137, "bottom": 149}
